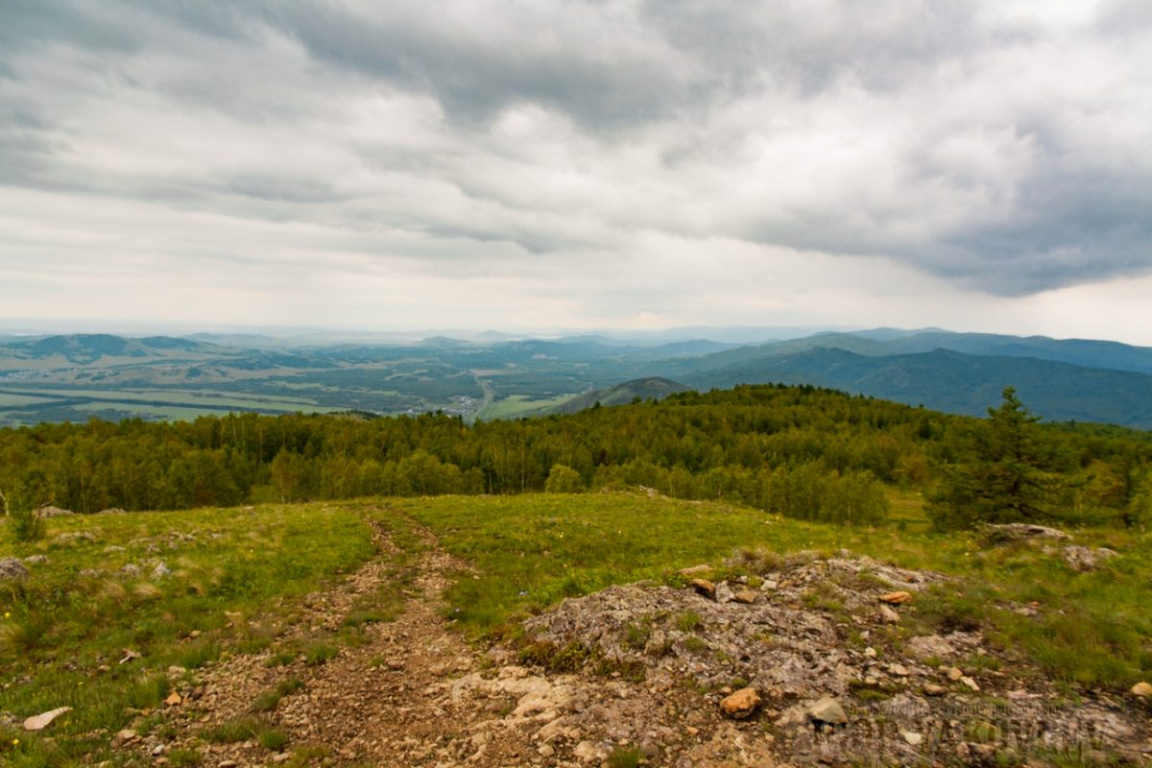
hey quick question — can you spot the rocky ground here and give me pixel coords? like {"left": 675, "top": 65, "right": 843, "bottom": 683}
{"left": 115, "top": 524, "right": 1152, "bottom": 768}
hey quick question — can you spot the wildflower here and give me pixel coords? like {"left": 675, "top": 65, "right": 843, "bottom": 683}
{"left": 3, "top": 612, "right": 9, "bottom": 619}
{"left": 12, "top": 738, "right": 19, "bottom": 746}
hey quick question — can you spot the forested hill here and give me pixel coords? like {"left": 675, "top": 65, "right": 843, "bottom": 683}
{"left": 667, "top": 347, "right": 1152, "bottom": 427}
{"left": 1, "top": 384, "right": 1147, "bottom": 530}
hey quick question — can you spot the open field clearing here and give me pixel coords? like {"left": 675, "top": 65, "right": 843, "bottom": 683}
{"left": 475, "top": 394, "right": 577, "bottom": 420}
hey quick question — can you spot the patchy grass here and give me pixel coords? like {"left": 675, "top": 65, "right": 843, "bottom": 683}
{"left": 0, "top": 503, "right": 377, "bottom": 767}
{"left": 1, "top": 491, "right": 1148, "bottom": 768}
{"left": 385, "top": 492, "right": 1152, "bottom": 691}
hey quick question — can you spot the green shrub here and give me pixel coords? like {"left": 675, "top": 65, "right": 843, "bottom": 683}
{"left": 607, "top": 746, "right": 642, "bottom": 768}
{"left": 545, "top": 464, "right": 584, "bottom": 493}
{"left": 168, "top": 747, "right": 203, "bottom": 767}
{"left": 674, "top": 611, "right": 702, "bottom": 633}
{"left": 203, "top": 718, "right": 259, "bottom": 743}
{"left": 304, "top": 642, "right": 338, "bottom": 666}
{"left": 276, "top": 677, "right": 305, "bottom": 696}
{"left": 258, "top": 730, "right": 287, "bottom": 751}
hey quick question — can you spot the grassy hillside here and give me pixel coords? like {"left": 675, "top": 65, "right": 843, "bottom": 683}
{"left": 3, "top": 494, "right": 1151, "bottom": 765}
{"left": 542, "top": 376, "right": 687, "bottom": 415}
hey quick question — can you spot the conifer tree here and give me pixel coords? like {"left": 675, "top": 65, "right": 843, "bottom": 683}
{"left": 930, "top": 388, "right": 1059, "bottom": 530}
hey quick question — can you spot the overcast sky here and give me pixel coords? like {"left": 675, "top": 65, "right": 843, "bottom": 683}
{"left": 2, "top": 1, "right": 1150, "bottom": 344}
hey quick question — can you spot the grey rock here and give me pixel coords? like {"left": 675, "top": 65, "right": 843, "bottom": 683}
{"left": 1062, "top": 546, "right": 1118, "bottom": 572}
{"left": 982, "top": 523, "right": 1069, "bottom": 544}
{"left": 715, "top": 581, "right": 735, "bottom": 604}
{"left": 878, "top": 604, "right": 901, "bottom": 624}
{"left": 0, "top": 558, "right": 29, "bottom": 581}
{"left": 808, "top": 697, "right": 848, "bottom": 725}
{"left": 35, "top": 505, "right": 73, "bottom": 518}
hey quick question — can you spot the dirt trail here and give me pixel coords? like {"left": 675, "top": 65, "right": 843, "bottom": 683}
{"left": 138, "top": 521, "right": 600, "bottom": 767}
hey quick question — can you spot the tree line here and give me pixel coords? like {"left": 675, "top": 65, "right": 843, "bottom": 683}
{"left": 1, "top": 384, "right": 1148, "bottom": 530}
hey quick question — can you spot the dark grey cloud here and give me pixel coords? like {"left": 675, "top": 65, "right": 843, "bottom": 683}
{"left": 0, "top": 0, "right": 141, "bottom": 53}
{"left": 251, "top": 3, "right": 680, "bottom": 131}
{"left": 0, "top": 0, "right": 1150, "bottom": 326}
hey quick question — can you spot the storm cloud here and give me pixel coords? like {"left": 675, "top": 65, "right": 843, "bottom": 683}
{"left": 1, "top": 0, "right": 1150, "bottom": 337}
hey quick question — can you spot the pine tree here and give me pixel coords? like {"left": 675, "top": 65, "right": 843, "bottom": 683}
{"left": 930, "top": 388, "right": 1059, "bottom": 530}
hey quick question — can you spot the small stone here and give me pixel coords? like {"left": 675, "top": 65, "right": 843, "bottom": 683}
{"left": 720, "top": 687, "right": 761, "bottom": 720}
{"left": 645, "top": 630, "right": 668, "bottom": 656}
{"left": 946, "top": 667, "right": 964, "bottom": 681}
{"left": 960, "top": 675, "right": 980, "bottom": 691}
{"left": 880, "top": 591, "right": 913, "bottom": 605}
{"left": 923, "top": 683, "right": 947, "bottom": 696}
{"left": 878, "top": 605, "right": 901, "bottom": 624}
{"left": 537, "top": 744, "right": 555, "bottom": 758}
{"left": 115, "top": 729, "right": 139, "bottom": 744}
{"left": 902, "top": 731, "right": 924, "bottom": 746}
{"left": 732, "top": 587, "right": 759, "bottom": 604}
{"left": 889, "top": 663, "right": 910, "bottom": 677}
{"left": 1130, "top": 682, "right": 1152, "bottom": 697}
{"left": 164, "top": 692, "right": 182, "bottom": 707}
{"left": 272, "top": 754, "right": 292, "bottom": 764}
{"left": 679, "top": 564, "right": 713, "bottom": 576}
{"left": 152, "top": 561, "right": 172, "bottom": 579}
{"left": 23, "top": 706, "right": 72, "bottom": 731}
{"left": 218, "top": 761, "right": 238, "bottom": 768}
{"left": 574, "top": 740, "right": 603, "bottom": 763}
{"left": 863, "top": 647, "right": 877, "bottom": 658}
{"left": 808, "top": 697, "right": 848, "bottom": 725}
{"left": 762, "top": 580, "right": 779, "bottom": 591}
{"left": 690, "top": 579, "right": 716, "bottom": 600}
{"left": 151, "top": 744, "right": 167, "bottom": 756}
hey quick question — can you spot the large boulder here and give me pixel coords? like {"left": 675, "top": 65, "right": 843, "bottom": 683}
{"left": 981, "top": 523, "right": 1069, "bottom": 544}
{"left": 35, "top": 505, "right": 73, "bottom": 518}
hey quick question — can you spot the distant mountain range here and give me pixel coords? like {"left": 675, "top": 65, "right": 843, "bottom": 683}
{"left": 618, "top": 330, "right": 1152, "bottom": 427}
{"left": 1, "top": 333, "right": 230, "bottom": 364}
{"left": 1, "top": 328, "right": 1150, "bottom": 429}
